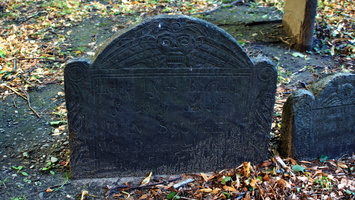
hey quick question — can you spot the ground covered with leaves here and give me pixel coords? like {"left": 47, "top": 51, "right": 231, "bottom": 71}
{"left": 0, "top": 0, "right": 354, "bottom": 199}
{"left": 103, "top": 156, "right": 355, "bottom": 199}
{"left": 0, "top": 0, "right": 353, "bottom": 93}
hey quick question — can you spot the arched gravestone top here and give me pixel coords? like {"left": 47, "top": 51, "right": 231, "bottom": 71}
{"left": 279, "top": 73, "right": 355, "bottom": 160}
{"left": 92, "top": 15, "right": 253, "bottom": 70}
{"left": 65, "top": 15, "right": 277, "bottom": 179}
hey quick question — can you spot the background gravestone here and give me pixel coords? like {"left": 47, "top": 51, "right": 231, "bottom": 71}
{"left": 65, "top": 15, "right": 277, "bottom": 179}
{"left": 282, "top": 0, "right": 318, "bottom": 51}
{"left": 279, "top": 73, "right": 355, "bottom": 160}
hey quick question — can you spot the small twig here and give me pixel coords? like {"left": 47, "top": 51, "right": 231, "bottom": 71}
{"left": 1, "top": 84, "right": 41, "bottom": 118}
{"left": 280, "top": 36, "right": 292, "bottom": 46}
{"left": 5, "top": 57, "right": 67, "bottom": 63}
{"left": 217, "top": 20, "right": 282, "bottom": 27}
{"left": 20, "top": 11, "right": 48, "bottom": 23}
{"left": 132, "top": 177, "right": 182, "bottom": 190}
{"left": 173, "top": 178, "right": 195, "bottom": 189}
{"left": 44, "top": 27, "right": 59, "bottom": 36}
{"left": 275, "top": 156, "right": 295, "bottom": 176}
{"left": 2, "top": 84, "right": 27, "bottom": 100}
{"left": 244, "top": 19, "right": 282, "bottom": 26}
{"left": 27, "top": 182, "right": 71, "bottom": 197}
{"left": 24, "top": 90, "right": 41, "bottom": 118}
{"left": 81, "top": 190, "right": 99, "bottom": 200}
{"left": 13, "top": 59, "right": 17, "bottom": 71}
{"left": 190, "top": 0, "right": 243, "bottom": 16}
{"left": 108, "top": 176, "right": 182, "bottom": 196}
{"left": 2, "top": 64, "right": 38, "bottom": 83}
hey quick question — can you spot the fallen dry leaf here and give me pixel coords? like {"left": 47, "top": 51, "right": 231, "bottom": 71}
{"left": 140, "top": 171, "right": 152, "bottom": 186}
{"left": 199, "top": 188, "right": 213, "bottom": 193}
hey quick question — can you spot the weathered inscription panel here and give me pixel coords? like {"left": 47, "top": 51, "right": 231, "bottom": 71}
{"left": 65, "top": 15, "right": 277, "bottom": 178}
{"left": 280, "top": 73, "right": 355, "bottom": 160}
{"left": 89, "top": 75, "right": 250, "bottom": 173}
{"left": 313, "top": 105, "right": 355, "bottom": 156}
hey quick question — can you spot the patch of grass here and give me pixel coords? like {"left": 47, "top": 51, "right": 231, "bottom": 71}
{"left": 249, "top": 1, "right": 260, "bottom": 9}
{"left": 10, "top": 196, "right": 26, "bottom": 200}
{"left": 276, "top": 63, "right": 292, "bottom": 85}
{"left": 52, "top": 172, "right": 70, "bottom": 192}
{"left": 0, "top": 177, "right": 9, "bottom": 188}
{"left": 314, "top": 176, "right": 333, "bottom": 190}
{"left": 70, "top": 46, "right": 87, "bottom": 56}
{"left": 256, "top": 0, "right": 284, "bottom": 10}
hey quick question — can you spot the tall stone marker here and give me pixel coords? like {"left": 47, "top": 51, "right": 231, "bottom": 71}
{"left": 282, "top": 0, "right": 318, "bottom": 51}
{"left": 65, "top": 15, "right": 277, "bottom": 179}
{"left": 279, "top": 73, "right": 355, "bottom": 160}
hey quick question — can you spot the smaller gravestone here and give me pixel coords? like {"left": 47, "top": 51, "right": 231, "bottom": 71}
{"left": 282, "top": 0, "right": 317, "bottom": 51}
{"left": 279, "top": 73, "right": 355, "bottom": 160}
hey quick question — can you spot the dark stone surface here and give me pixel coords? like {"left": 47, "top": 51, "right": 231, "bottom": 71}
{"left": 64, "top": 15, "right": 277, "bottom": 178}
{"left": 279, "top": 73, "right": 355, "bottom": 160}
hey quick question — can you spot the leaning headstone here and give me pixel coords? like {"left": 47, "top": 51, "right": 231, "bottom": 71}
{"left": 279, "top": 73, "right": 355, "bottom": 160}
{"left": 64, "top": 15, "right": 277, "bottom": 179}
{"left": 282, "top": 0, "right": 317, "bottom": 51}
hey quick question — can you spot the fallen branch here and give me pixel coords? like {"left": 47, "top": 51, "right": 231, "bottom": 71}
{"left": 1, "top": 84, "right": 41, "bottom": 118}
{"left": 13, "top": 59, "right": 17, "bottom": 71}
{"left": 20, "top": 11, "right": 48, "bottom": 23}
{"left": 1, "top": 64, "right": 38, "bottom": 83}
{"left": 173, "top": 178, "right": 194, "bottom": 189}
{"left": 280, "top": 36, "right": 296, "bottom": 47}
{"left": 2, "top": 84, "right": 27, "bottom": 100}
{"left": 24, "top": 90, "right": 41, "bottom": 118}
{"left": 107, "top": 176, "right": 182, "bottom": 196}
{"left": 5, "top": 57, "right": 67, "bottom": 63}
{"left": 245, "top": 19, "right": 282, "bottom": 26}
{"left": 190, "top": 0, "right": 243, "bottom": 16}
{"left": 80, "top": 190, "right": 99, "bottom": 200}
{"left": 217, "top": 19, "right": 282, "bottom": 27}
{"left": 27, "top": 182, "right": 71, "bottom": 197}
{"left": 19, "top": 57, "right": 67, "bottom": 62}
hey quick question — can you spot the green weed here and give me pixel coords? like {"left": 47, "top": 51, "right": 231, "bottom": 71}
{"left": 276, "top": 63, "right": 292, "bottom": 85}
{"left": 0, "top": 177, "right": 9, "bottom": 188}
{"left": 314, "top": 176, "right": 333, "bottom": 190}
{"left": 10, "top": 196, "right": 26, "bottom": 200}
{"left": 11, "top": 166, "right": 28, "bottom": 177}
{"left": 52, "top": 172, "right": 70, "bottom": 192}
{"left": 41, "top": 162, "right": 56, "bottom": 175}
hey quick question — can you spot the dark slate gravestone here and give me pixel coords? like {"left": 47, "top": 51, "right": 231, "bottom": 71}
{"left": 279, "top": 73, "right": 355, "bottom": 160}
{"left": 64, "top": 15, "right": 277, "bottom": 179}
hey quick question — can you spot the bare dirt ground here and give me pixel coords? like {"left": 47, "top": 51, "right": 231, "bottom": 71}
{"left": 0, "top": 5, "right": 352, "bottom": 200}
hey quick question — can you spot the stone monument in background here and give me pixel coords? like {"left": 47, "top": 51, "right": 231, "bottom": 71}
{"left": 282, "top": 0, "right": 318, "bottom": 51}
{"left": 64, "top": 15, "right": 277, "bottom": 179}
{"left": 279, "top": 73, "right": 355, "bottom": 160}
